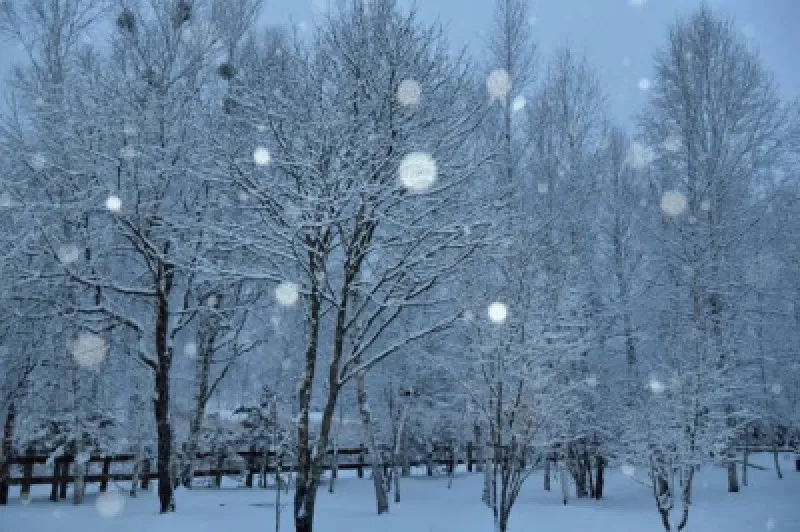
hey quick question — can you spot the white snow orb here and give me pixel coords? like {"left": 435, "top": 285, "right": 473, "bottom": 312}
{"left": 487, "top": 69, "right": 512, "bottom": 101}
{"left": 184, "top": 342, "right": 198, "bottom": 359}
{"left": 0, "top": 192, "right": 12, "bottom": 208}
{"left": 663, "top": 133, "right": 682, "bottom": 152}
{"left": 30, "top": 152, "right": 47, "bottom": 170}
{"left": 511, "top": 95, "right": 526, "bottom": 113}
{"left": 487, "top": 302, "right": 508, "bottom": 324}
{"left": 120, "top": 146, "right": 137, "bottom": 159}
{"left": 57, "top": 244, "right": 81, "bottom": 265}
{"left": 105, "top": 195, "right": 122, "bottom": 213}
{"left": 637, "top": 77, "right": 651, "bottom": 91}
{"left": 537, "top": 182, "right": 549, "bottom": 194}
{"left": 648, "top": 377, "right": 665, "bottom": 394}
{"left": 766, "top": 518, "right": 777, "bottom": 530}
{"left": 626, "top": 142, "right": 655, "bottom": 169}
{"left": 660, "top": 191, "right": 688, "bottom": 217}
{"left": 70, "top": 332, "right": 108, "bottom": 369}
{"left": 397, "top": 79, "right": 422, "bottom": 106}
{"left": 253, "top": 146, "right": 272, "bottom": 166}
{"left": 398, "top": 152, "right": 437, "bottom": 192}
{"left": 585, "top": 375, "right": 598, "bottom": 387}
{"left": 700, "top": 199, "right": 711, "bottom": 212}
{"left": 275, "top": 281, "right": 299, "bottom": 307}
{"left": 96, "top": 490, "right": 125, "bottom": 518}
{"left": 621, "top": 463, "right": 636, "bottom": 477}
{"left": 770, "top": 383, "right": 782, "bottom": 395}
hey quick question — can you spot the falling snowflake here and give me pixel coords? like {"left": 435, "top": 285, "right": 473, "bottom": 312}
{"left": 537, "top": 182, "right": 549, "bottom": 194}
{"left": 511, "top": 95, "right": 526, "bottom": 113}
{"left": 626, "top": 142, "right": 655, "bottom": 169}
{"left": 585, "top": 375, "right": 598, "bottom": 387}
{"left": 639, "top": 198, "right": 648, "bottom": 208}
{"left": 105, "top": 195, "right": 122, "bottom": 213}
{"left": 119, "top": 146, "right": 137, "bottom": 159}
{"left": 30, "top": 152, "right": 48, "bottom": 171}
{"left": 57, "top": 244, "right": 81, "bottom": 265}
{"left": 660, "top": 191, "right": 687, "bottom": 217}
{"left": 122, "top": 123, "right": 138, "bottom": 137}
{"left": 487, "top": 302, "right": 508, "bottom": 324}
{"left": 463, "top": 309, "right": 475, "bottom": 322}
{"left": 281, "top": 358, "right": 292, "bottom": 371}
{"left": 663, "top": 133, "right": 682, "bottom": 152}
{"left": 770, "top": 383, "right": 782, "bottom": 395}
{"left": 70, "top": 332, "right": 108, "bottom": 369}
{"left": 275, "top": 281, "right": 299, "bottom": 307}
{"left": 253, "top": 147, "right": 271, "bottom": 166}
{"left": 766, "top": 518, "right": 777, "bottom": 530}
{"left": 206, "top": 295, "right": 218, "bottom": 308}
{"left": 238, "top": 191, "right": 249, "bottom": 203}
{"left": 648, "top": 376, "right": 665, "bottom": 394}
{"left": 629, "top": 0, "right": 647, "bottom": 7}
{"left": 637, "top": 77, "right": 651, "bottom": 91}
{"left": 0, "top": 192, "right": 12, "bottom": 208}
{"left": 96, "top": 490, "right": 125, "bottom": 518}
{"left": 397, "top": 79, "right": 422, "bottom": 106}
{"left": 255, "top": 124, "right": 267, "bottom": 132}
{"left": 487, "top": 69, "right": 512, "bottom": 101}
{"left": 688, "top": 215, "right": 697, "bottom": 224}
{"left": 184, "top": 342, "right": 198, "bottom": 359}
{"left": 398, "top": 152, "right": 437, "bottom": 192}
{"left": 621, "top": 463, "right": 636, "bottom": 477}
{"left": 700, "top": 199, "right": 711, "bottom": 211}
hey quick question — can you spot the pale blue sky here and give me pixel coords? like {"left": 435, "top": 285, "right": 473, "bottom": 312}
{"left": 1, "top": 0, "right": 797, "bottom": 121}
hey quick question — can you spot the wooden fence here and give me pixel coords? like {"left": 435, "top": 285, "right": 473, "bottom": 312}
{"left": 0, "top": 442, "right": 480, "bottom": 505}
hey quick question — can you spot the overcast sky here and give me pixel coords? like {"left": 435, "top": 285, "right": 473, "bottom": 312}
{"left": 1, "top": 0, "right": 798, "bottom": 122}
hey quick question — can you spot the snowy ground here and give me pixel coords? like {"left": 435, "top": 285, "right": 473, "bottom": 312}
{"left": 1, "top": 454, "right": 798, "bottom": 532}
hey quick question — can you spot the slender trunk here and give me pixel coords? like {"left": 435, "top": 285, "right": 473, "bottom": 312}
{"left": 130, "top": 444, "right": 142, "bottom": 497}
{"left": 594, "top": 455, "right": 605, "bottom": 499}
{"left": 654, "top": 471, "right": 671, "bottom": 531}
{"left": 0, "top": 403, "right": 16, "bottom": 505}
{"left": 726, "top": 460, "right": 739, "bottom": 493}
{"left": 73, "top": 421, "right": 84, "bottom": 505}
{"left": 676, "top": 467, "right": 694, "bottom": 531}
{"left": 275, "top": 452, "right": 282, "bottom": 532}
{"left": 742, "top": 428, "right": 749, "bottom": 487}
{"left": 543, "top": 454, "right": 551, "bottom": 491}
{"left": 356, "top": 370, "right": 388, "bottom": 514}
{"left": 560, "top": 461, "right": 569, "bottom": 505}
{"left": 185, "top": 338, "right": 212, "bottom": 489}
{"left": 769, "top": 425, "right": 783, "bottom": 479}
{"left": 153, "top": 262, "right": 175, "bottom": 513}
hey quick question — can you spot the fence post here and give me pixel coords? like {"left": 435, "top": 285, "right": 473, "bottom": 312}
{"left": 20, "top": 448, "right": 34, "bottom": 501}
{"left": 59, "top": 457, "right": 69, "bottom": 499}
{"left": 99, "top": 456, "right": 112, "bottom": 493}
{"left": 357, "top": 445, "right": 365, "bottom": 479}
{"left": 49, "top": 458, "right": 62, "bottom": 502}
{"left": 141, "top": 459, "right": 151, "bottom": 490}
{"left": 245, "top": 447, "right": 255, "bottom": 488}
{"left": 214, "top": 454, "right": 224, "bottom": 489}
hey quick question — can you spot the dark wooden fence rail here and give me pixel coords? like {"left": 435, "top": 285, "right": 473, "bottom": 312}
{"left": 2, "top": 443, "right": 794, "bottom": 505}
{"left": 0, "top": 443, "right": 478, "bottom": 505}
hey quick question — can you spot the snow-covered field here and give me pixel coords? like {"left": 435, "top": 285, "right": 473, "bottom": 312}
{"left": 2, "top": 454, "right": 798, "bottom": 532}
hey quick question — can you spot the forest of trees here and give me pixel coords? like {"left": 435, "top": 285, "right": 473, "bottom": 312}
{"left": 0, "top": 1, "right": 798, "bottom": 532}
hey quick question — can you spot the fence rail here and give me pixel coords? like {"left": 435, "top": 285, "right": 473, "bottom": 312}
{"left": 0, "top": 443, "right": 478, "bottom": 505}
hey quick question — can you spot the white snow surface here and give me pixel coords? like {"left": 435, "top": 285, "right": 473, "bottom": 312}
{"left": 1, "top": 454, "right": 797, "bottom": 532}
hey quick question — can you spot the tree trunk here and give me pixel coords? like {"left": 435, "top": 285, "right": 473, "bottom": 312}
{"left": 0, "top": 403, "right": 16, "bottom": 506}
{"left": 73, "top": 421, "right": 84, "bottom": 505}
{"left": 676, "top": 467, "right": 694, "bottom": 531}
{"left": 771, "top": 425, "right": 783, "bottom": 479}
{"left": 594, "top": 455, "right": 604, "bottom": 499}
{"left": 726, "top": 460, "right": 739, "bottom": 493}
{"left": 184, "top": 338, "right": 212, "bottom": 489}
{"left": 356, "top": 370, "right": 389, "bottom": 514}
{"left": 560, "top": 461, "right": 569, "bottom": 505}
{"left": 154, "top": 265, "right": 175, "bottom": 514}
{"left": 544, "top": 455, "right": 551, "bottom": 491}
